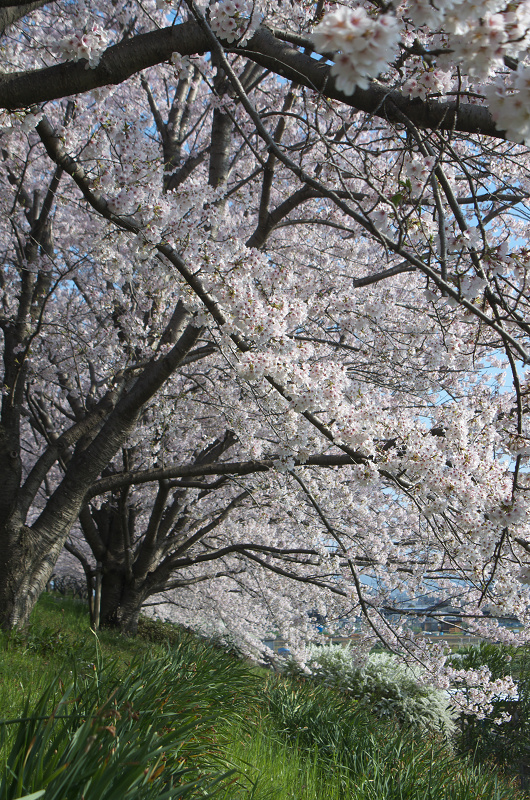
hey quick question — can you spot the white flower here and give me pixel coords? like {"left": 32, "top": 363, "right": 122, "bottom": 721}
{"left": 54, "top": 24, "right": 110, "bottom": 68}
{"left": 20, "top": 110, "right": 43, "bottom": 132}
{"left": 485, "top": 64, "right": 530, "bottom": 143}
{"left": 402, "top": 154, "right": 436, "bottom": 198}
{"left": 404, "top": 69, "right": 452, "bottom": 100}
{"left": 170, "top": 53, "right": 192, "bottom": 79}
{"left": 311, "top": 7, "right": 402, "bottom": 95}
{"left": 210, "top": 0, "right": 262, "bottom": 45}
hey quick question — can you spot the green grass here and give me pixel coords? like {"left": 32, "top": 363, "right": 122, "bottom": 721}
{"left": 218, "top": 719, "right": 330, "bottom": 800}
{"left": 0, "top": 593, "right": 527, "bottom": 800}
{"left": 0, "top": 594, "right": 166, "bottom": 722}
{"left": 261, "top": 676, "right": 523, "bottom": 800}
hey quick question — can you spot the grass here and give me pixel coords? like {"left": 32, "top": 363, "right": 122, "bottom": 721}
{"left": 0, "top": 592, "right": 527, "bottom": 799}
{"left": 261, "top": 677, "right": 522, "bottom": 800}
{"left": 218, "top": 719, "right": 329, "bottom": 800}
{"left": 0, "top": 594, "right": 163, "bottom": 722}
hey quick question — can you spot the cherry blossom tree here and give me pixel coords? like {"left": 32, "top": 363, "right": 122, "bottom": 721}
{"left": 2, "top": 0, "right": 530, "bottom": 705}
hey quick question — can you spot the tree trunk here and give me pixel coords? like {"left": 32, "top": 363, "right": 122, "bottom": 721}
{"left": 99, "top": 567, "right": 144, "bottom": 634}
{"left": 0, "top": 316, "right": 203, "bottom": 631}
{"left": 0, "top": 518, "right": 65, "bottom": 629}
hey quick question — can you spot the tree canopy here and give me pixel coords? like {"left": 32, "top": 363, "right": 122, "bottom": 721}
{"left": 1, "top": 0, "right": 530, "bottom": 709}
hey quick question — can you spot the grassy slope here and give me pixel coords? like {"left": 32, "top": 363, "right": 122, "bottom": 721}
{"left": 0, "top": 594, "right": 157, "bottom": 720}
{"left": 0, "top": 593, "right": 526, "bottom": 800}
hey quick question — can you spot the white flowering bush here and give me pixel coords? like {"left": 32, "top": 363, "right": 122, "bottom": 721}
{"left": 448, "top": 643, "right": 530, "bottom": 776}
{"left": 288, "top": 644, "right": 456, "bottom": 738}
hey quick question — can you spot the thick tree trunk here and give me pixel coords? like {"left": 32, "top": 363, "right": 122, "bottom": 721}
{"left": 99, "top": 568, "right": 144, "bottom": 634}
{"left": 0, "top": 518, "right": 65, "bottom": 629}
{"left": 89, "top": 500, "right": 145, "bottom": 634}
{"left": 0, "top": 316, "right": 203, "bottom": 631}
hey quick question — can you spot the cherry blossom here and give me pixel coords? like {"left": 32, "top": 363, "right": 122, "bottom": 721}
{"left": 53, "top": 24, "right": 110, "bottom": 68}
{"left": 1, "top": 0, "right": 530, "bottom": 717}
{"left": 311, "top": 7, "right": 402, "bottom": 92}
{"left": 210, "top": 0, "right": 263, "bottom": 44}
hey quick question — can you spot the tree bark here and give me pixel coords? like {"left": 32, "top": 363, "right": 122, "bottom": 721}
{"left": 0, "top": 316, "right": 204, "bottom": 631}
{"left": 98, "top": 568, "right": 145, "bottom": 634}
{"left": 0, "top": 22, "right": 503, "bottom": 140}
{"left": 0, "top": 518, "right": 67, "bottom": 628}
{"left": 89, "top": 501, "right": 145, "bottom": 634}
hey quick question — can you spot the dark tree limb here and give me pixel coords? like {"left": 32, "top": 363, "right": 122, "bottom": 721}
{"left": 86, "top": 453, "right": 364, "bottom": 498}
{"left": 0, "top": 0, "right": 48, "bottom": 35}
{"left": 0, "top": 21, "right": 504, "bottom": 140}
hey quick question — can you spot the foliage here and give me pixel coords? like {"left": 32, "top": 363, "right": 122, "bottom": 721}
{"left": 137, "top": 615, "right": 188, "bottom": 647}
{"left": 263, "top": 677, "right": 522, "bottom": 800}
{"left": 0, "top": 595, "right": 526, "bottom": 800}
{"left": 0, "top": 631, "right": 258, "bottom": 799}
{"left": 1, "top": 678, "right": 222, "bottom": 800}
{"left": 448, "top": 643, "right": 530, "bottom": 784}
{"left": 285, "top": 644, "right": 456, "bottom": 737}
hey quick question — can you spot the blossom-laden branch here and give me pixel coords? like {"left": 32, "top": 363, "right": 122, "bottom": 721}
{"left": 3, "top": 0, "right": 530, "bottom": 704}
{"left": 0, "top": 21, "right": 503, "bottom": 138}
{"left": 86, "top": 453, "right": 363, "bottom": 498}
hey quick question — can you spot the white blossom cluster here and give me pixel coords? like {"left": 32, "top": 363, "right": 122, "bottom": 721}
{"left": 0, "top": 110, "right": 43, "bottom": 137}
{"left": 53, "top": 24, "right": 110, "bottom": 68}
{"left": 311, "top": 6, "right": 402, "bottom": 93}
{"left": 401, "top": 154, "right": 436, "bottom": 198}
{"left": 313, "top": 1, "right": 530, "bottom": 137}
{"left": 452, "top": 12, "right": 530, "bottom": 77}
{"left": 485, "top": 64, "right": 530, "bottom": 143}
{"left": 405, "top": 0, "right": 530, "bottom": 75}
{"left": 210, "top": 0, "right": 262, "bottom": 44}
{"left": 404, "top": 0, "right": 529, "bottom": 37}
{"left": 446, "top": 665, "right": 518, "bottom": 720}
{"left": 404, "top": 68, "right": 452, "bottom": 100}
{"left": 401, "top": 1, "right": 530, "bottom": 142}
{"left": 170, "top": 53, "right": 192, "bottom": 80}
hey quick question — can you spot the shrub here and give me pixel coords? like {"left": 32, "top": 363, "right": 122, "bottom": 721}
{"left": 286, "top": 644, "right": 455, "bottom": 737}
{"left": 448, "top": 642, "right": 530, "bottom": 786}
{"left": 264, "top": 676, "right": 522, "bottom": 800}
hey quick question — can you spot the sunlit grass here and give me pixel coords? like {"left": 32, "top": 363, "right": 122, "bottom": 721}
{"left": 261, "top": 675, "right": 524, "bottom": 800}
{"left": 217, "top": 717, "right": 348, "bottom": 800}
{"left": 0, "top": 594, "right": 164, "bottom": 721}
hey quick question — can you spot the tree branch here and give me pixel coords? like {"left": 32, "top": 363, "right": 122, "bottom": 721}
{"left": 0, "top": 22, "right": 503, "bottom": 140}
{"left": 86, "top": 453, "right": 363, "bottom": 498}
{"left": 0, "top": 0, "right": 48, "bottom": 35}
